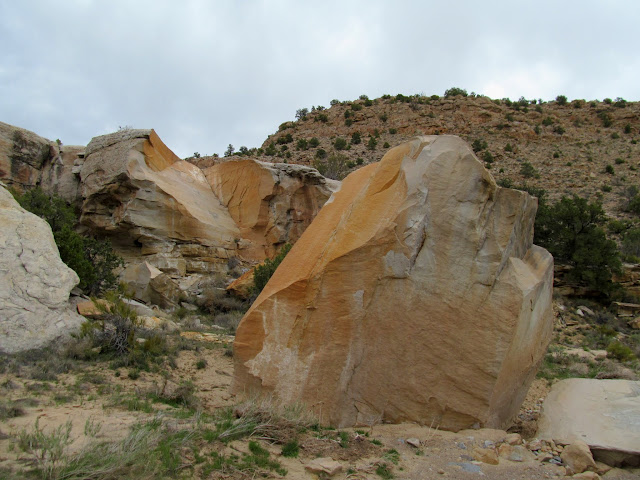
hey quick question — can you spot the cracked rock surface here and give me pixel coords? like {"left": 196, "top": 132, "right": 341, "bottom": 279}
{"left": 233, "top": 135, "right": 554, "bottom": 430}
{"left": 0, "top": 184, "right": 84, "bottom": 353}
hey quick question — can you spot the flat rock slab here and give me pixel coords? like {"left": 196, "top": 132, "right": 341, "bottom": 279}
{"left": 537, "top": 378, "right": 640, "bottom": 467}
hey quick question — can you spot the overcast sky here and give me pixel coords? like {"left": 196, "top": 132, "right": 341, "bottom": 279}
{"left": 1, "top": 0, "right": 639, "bottom": 158}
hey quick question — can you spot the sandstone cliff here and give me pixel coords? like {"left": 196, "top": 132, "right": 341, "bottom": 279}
{"left": 233, "top": 135, "right": 554, "bottom": 431}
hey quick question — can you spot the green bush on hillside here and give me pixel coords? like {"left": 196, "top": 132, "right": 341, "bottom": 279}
{"left": 253, "top": 244, "right": 292, "bottom": 294}
{"left": 14, "top": 187, "right": 123, "bottom": 295}
{"left": 524, "top": 188, "right": 621, "bottom": 295}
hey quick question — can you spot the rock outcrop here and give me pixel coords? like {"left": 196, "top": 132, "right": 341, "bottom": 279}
{"left": 233, "top": 135, "right": 554, "bottom": 431}
{"left": 537, "top": 378, "right": 640, "bottom": 467}
{"left": 204, "top": 159, "right": 339, "bottom": 259}
{"left": 0, "top": 122, "right": 53, "bottom": 191}
{"left": 0, "top": 184, "right": 84, "bottom": 353}
{"left": 0, "top": 121, "right": 84, "bottom": 204}
{"left": 79, "top": 129, "right": 240, "bottom": 275}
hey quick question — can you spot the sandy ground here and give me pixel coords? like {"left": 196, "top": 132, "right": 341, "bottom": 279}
{"left": 1, "top": 344, "right": 638, "bottom": 479}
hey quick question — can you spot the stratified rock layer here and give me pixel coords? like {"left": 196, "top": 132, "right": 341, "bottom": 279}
{"left": 0, "top": 185, "right": 84, "bottom": 353}
{"left": 233, "top": 135, "right": 554, "bottom": 431}
{"left": 79, "top": 129, "right": 240, "bottom": 274}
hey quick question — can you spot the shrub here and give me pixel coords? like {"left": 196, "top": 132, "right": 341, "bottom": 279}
{"left": 556, "top": 95, "right": 568, "bottom": 105}
{"left": 296, "top": 138, "right": 308, "bottom": 150}
{"left": 350, "top": 132, "right": 361, "bottom": 145}
{"left": 614, "top": 97, "right": 627, "bottom": 108}
{"left": 504, "top": 143, "right": 513, "bottom": 152}
{"left": 316, "top": 113, "right": 328, "bottom": 123}
{"left": 554, "top": 125, "right": 566, "bottom": 135}
{"left": 472, "top": 139, "right": 488, "bottom": 152}
{"left": 253, "top": 244, "right": 292, "bottom": 294}
{"left": 611, "top": 132, "right": 620, "bottom": 139}
{"left": 534, "top": 195, "right": 621, "bottom": 294}
{"left": 367, "top": 136, "right": 377, "bottom": 150}
{"left": 295, "top": 108, "right": 308, "bottom": 120}
{"left": 606, "top": 341, "right": 635, "bottom": 361}
{"left": 308, "top": 137, "right": 320, "bottom": 148}
{"left": 265, "top": 142, "right": 277, "bottom": 156}
{"left": 624, "top": 124, "right": 632, "bottom": 134}
{"left": 314, "top": 153, "right": 350, "bottom": 180}
{"left": 520, "top": 161, "right": 539, "bottom": 178}
{"left": 334, "top": 137, "right": 347, "bottom": 150}
{"left": 483, "top": 151, "right": 494, "bottom": 164}
{"left": 598, "top": 112, "right": 613, "bottom": 127}
{"left": 15, "top": 187, "right": 123, "bottom": 295}
{"left": 389, "top": 128, "right": 397, "bottom": 134}
{"left": 444, "top": 87, "right": 467, "bottom": 98}
{"left": 383, "top": 142, "right": 390, "bottom": 148}
{"left": 605, "top": 165, "right": 615, "bottom": 175}
{"left": 542, "top": 116, "right": 554, "bottom": 126}
{"left": 315, "top": 148, "right": 327, "bottom": 159}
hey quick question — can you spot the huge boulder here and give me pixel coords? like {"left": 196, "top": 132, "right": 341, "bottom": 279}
{"left": 537, "top": 378, "right": 640, "bottom": 467}
{"left": 0, "top": 184, "right": 85, "bottom": 353}
{"left": 79, "top": 129, "right": 240, "bottom": 275}
{"left": 232, "top": 135, "right": 554, "bottom": 431}
{"left": 203, "top": 159, "right": 339, "bottom": 260}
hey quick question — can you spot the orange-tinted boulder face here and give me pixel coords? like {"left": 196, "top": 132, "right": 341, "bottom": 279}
{"left": 232, "top": 135, "right": 554, "bottom": 431}
{"left": 204, "top": 159, "right": 339, "bottom": 260}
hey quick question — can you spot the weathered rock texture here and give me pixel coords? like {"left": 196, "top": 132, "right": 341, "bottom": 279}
{"left": 233, "top": 135, "right": 554, "bottom": 431}
{"left": 0, "top": 121, "right": 84, "bottom": 204}
{"left": 0, "top": 184, "right": 84, "bottom": 353}
{"left": 79, "top": 129, "right": 240, "bottom": 275}
{"left": 537, "top": 378, "right": 640, "bottom": 467}
{"left": 204, "top": 159, "right": 338, "bottom": 259}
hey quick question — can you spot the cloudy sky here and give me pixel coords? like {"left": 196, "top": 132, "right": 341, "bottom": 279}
{"left": 1, "top": 0, "right": 639, "bottom": 158}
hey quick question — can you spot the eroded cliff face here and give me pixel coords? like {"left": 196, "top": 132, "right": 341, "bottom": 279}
{"left": 204, "top": 159, "right": 339, "bottom": 259}
{"left": 0, "top": 121, "right": 84, "bottom": 204}
{"left": 232, "top": 135, "right": 554, "bottom": 431}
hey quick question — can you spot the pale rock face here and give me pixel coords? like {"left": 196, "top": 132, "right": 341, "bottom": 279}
{"left": 537, "top": 378, "right": 640, "bottom": 467}
{"left": 0, "top": 185, "right": 85, "bottom": 353}
{"left": 233, "top": 136, "right": 554, "bottom": 431}
{"left": 204, "top": 159, "right": 339, "bottom": 260}
{"left": 41, "top": 145, "right": 85, "bottom": 204}
{"left": 79, "top": 129, "right": 240, "bottom": 275}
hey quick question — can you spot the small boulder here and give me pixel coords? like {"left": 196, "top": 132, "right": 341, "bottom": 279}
{"left": 473, "top": 447, "right": 499, "bottom": 465}
{"left": 304, "top": 457, "right": 342, "bottom": 476}
{"left": 561, "top": 441, "right": 597, "bottom": 475}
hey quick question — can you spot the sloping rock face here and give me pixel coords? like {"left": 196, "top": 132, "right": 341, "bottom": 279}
{"left": 204, "top": 159, "right": 339, "bottom": 259}
{"left": 79, "top": 129, "right": 240, "bottom": 275}
{"left": 0, "top": 121, "right": 84, "bottom": 204}
{"left": 233, "top": 135, "right": 554, "bottom": 431}
{"left": 0, "top": 184, "right": 84, "bottom": 353}
{"left": 537, "top": 378, "right": 640, "bottom": 467}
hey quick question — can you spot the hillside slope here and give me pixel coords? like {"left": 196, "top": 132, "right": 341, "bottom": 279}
{"left": 193, "top": 93, "right": 640, "bottom": 219}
